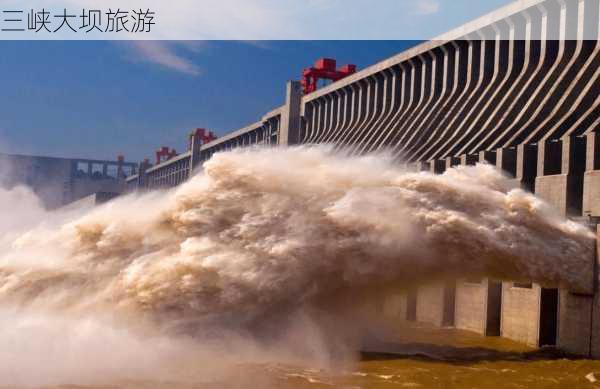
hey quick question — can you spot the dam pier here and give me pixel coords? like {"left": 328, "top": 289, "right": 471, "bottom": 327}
{"left": 126, "top": 0, "right": 596, "bottom": 357}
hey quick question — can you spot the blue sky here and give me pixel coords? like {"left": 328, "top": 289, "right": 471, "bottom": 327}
{"left": 0, "top": 41, "right": 421, "bottom": 161}
{"left": 0, "top": 0, "right": 512, "bottom": 162}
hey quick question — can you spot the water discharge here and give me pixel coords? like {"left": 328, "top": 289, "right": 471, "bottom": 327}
{"left": 0, "top": 146, "right": 596, "bottom": 387}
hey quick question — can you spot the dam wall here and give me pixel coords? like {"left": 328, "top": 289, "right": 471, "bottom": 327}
{"left": 0, "top": 153, "right": 137, "bottom": 209}
{"left": 415, "top": 283, "right": 447, "bottom": 327}
{"left": 126, "top": 0, "right": 600, "bottom": 356}
{"left": 501, "top": 283, "right": 545, "bottom": 347}
{"left": 454, "top": 279, "right": 489, "bottom": 335}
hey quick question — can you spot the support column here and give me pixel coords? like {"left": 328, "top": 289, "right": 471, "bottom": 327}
{"left": 535, "top": 136, "right": 586, "bottom": 216}
{"left": 189, "top": 131, "right": 202, "bottom": 174}
{"left": 460, "top": 154, "right": 478, "bottom": 166}
{"left": 279, "top": 81, "right": 303, "bottom": 146}
{"left": 583, "top": 132, "right": 600, "bottom": 218}
{"left": 501, "top": 282, "right": 541, "bottom": 347}
{"left": 137, "top": 159, "right": 150, "bottom": 190}
{"left": 445, "top": 156, "right": 461, "bottom": 169}
{"left": 455, "top": 278, "right": 488, "bottom": 335}
{"left": 416, "top": 282, "right": 452, "bottom": 327}
{"left": 479, "top": 150, "right": 497, "bottom": 165}
{"left": 117, "top": 155, "right": 124, "bottom": 179}
{"left": 538, "top": 135, "right": 596, "bottom": 357}
{"left": 430, "top": 160, "right": 446, "bottom": 174}
{"left": 558, "top": 290, "right": 593, "bottom": 356}
{"left": 496, "top": 147, "right": 517, "bottom": 177}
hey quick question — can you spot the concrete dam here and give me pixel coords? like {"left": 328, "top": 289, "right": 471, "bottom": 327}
{"left": 125, "top": 0, "right": 600, "bottom": 357}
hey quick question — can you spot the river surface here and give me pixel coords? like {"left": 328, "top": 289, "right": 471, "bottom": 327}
{"left": 30, "top": 325, "right": 600, "bottom": 389}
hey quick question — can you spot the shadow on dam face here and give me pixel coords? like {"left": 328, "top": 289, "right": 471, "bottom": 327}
{"left": 539, "top": 288, "right": 559, "bottom": 347}
{"left": 442, "top": 281, "right": 456, "bottom": 327}
{"left": 485, "top": 281, "right": 502, "bottom": 337}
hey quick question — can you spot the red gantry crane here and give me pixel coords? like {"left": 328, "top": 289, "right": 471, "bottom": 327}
{"left": 152, "top": 129, "right": 217, "bottom": 166}
{"left": 300, "top": 58, "right": 356, "bottom": 95}
{"left": 189, "top": 128, "right": 217, "bottom": 148}
{"left": 155, "top": 146, "right": 178, "bottom": 165}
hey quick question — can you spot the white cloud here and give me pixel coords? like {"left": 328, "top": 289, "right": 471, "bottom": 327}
{"left": 415, "top": 0, "right": 440, "bottom": 15}
{"left": 125, "top": 41, "right": 202, "bottom": 76}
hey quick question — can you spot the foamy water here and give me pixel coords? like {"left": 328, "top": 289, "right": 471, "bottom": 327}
{"left": 0, "top": 146, "right": 595, "bottom": 386}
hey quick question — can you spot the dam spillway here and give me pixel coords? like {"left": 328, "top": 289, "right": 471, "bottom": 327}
{"left": 125, "top": 0, "right": 600, "bottom": 357}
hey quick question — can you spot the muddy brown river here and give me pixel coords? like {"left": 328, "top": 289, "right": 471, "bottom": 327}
{"left": 29, "top": 326, "right": 600, "bottom": 389}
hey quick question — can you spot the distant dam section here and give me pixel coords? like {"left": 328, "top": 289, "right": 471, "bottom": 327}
{"left": 0, "top": 153, "right": 137, "bottom": 209}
